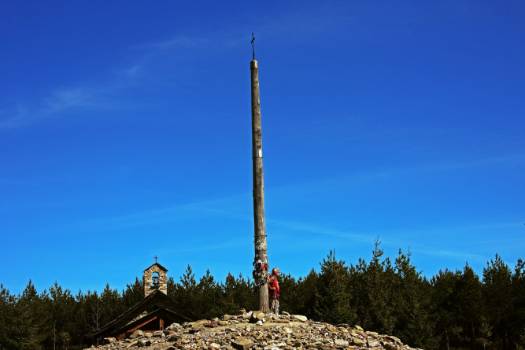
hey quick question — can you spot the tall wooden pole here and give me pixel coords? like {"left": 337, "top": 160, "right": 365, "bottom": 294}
{"left": 251, "top": 55, "right": 270, "bottom": 312}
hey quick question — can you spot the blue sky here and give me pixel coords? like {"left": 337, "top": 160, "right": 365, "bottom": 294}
{"left": 1, "top": 1, "right": 524, "bottom": 294}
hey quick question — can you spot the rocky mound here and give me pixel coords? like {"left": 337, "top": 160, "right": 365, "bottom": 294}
{"left": 90, "top": 311, "right": 421, "bottom": 350}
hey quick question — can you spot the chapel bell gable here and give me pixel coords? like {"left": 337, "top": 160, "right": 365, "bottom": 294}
{"left": 143, "top": 261, "right": 168, "bottom": 297}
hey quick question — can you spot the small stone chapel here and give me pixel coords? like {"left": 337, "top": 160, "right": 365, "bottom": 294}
{"left": 93, "top": 261, "right": 187, "bottom": 341}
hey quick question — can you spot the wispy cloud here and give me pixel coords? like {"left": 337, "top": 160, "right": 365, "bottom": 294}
{"left": 44, "top": 87, "right": 95, "bottom": 112}
{"left": 266, "top": 217, "right": 516, "bottom": 263}
{"left": 156, "top": 239, "right": 248, "bottom": 256}
{"left": 0, "top": 32, "right": 237, "bottom": 130}
{"left": 121, "top": 65, "right": 142, "bottom": 79}
{"left": 133, "top": 35, "right": 212, "bottom": 51}
{"left": 0, "top": 69, "right": 141, "bottom": 130}
{"left": 352, "top": 153, "right": 525, "bottom": 182}
{"left": 0, "top": 88, "right": 92, "bottom": 129}
{"left": 0, "top": 3, "right": 356, "bottom": 131}
{"left": 412, "top": 247, "right": 487, "bottom": 262}
{"left": 64, "top": 169, "right": 522, "bottom": 265}
{"left": 410, "top": 154, "right": 525, "bottom": 173}
{"left": 71, "top": 193, "right": 249, "bottom": 233}
{"left": 59, "top": 150, "right": 524, "bottom": 235}
{"left": 268, "top": 218, "right": 374, "bottom": 244}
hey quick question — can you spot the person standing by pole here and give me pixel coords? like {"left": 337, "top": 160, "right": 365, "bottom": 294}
{"left": 268, "top": 268, "right": 281, "bottom": 315}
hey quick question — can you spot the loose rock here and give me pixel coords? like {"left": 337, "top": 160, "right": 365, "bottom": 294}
{"left": 292, "top": 314, "right": 308, "bottom": 322}
{"left": 85, "top": 311, "right": 418, "bottom": 350}
{"left": 231, "top": 337, "right": 254, "bottom": 350}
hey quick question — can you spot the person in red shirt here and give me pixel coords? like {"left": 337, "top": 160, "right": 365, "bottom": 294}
{"left": 268, "top": 267, "right": 280, "bottom": 315}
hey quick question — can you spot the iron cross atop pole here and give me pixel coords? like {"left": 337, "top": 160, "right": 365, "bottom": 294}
{"left": 250, "top": 32, "right": 270, "bottom": 312}
{"left": 251, "top": 32, "right": 256, "bottom": 60}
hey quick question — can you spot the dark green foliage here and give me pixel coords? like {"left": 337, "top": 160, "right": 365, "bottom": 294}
{"left": 14, "top": 281, "right": 48, "bottom": 350}
{"left": 99, "top": 284, "right": 125, "bottom": 328}
{"left": 220, "top": 273, "right": 256, "bottom": 314}
{"left": 393, "top": 250, "right": 433, "bottom": 348}
{"left": 431, "top": 270, "right": 461, "bottom": 350}
{"left": 511, "top": 260, "right": 525, "bottom": 349}
{"left": 482, "top": 255, "right": 514, "bottom": 349}
{"left": 0, "top": 246, "right": 524, "bottom": 350}
{"left": 291, "top": 269, "right": 319, "bottom": 318}
{"left": 455, "top": 265, "right": 484, "bottom": 348}
{"left": 0, "top": 285, "right": 17, "bottom": 349}
{"left": 169, "top": 265, "right": 198, "bottom": 319}
{"left": 313, "top": 251, "right": 355, "bottom": 325}
{"left": 122, "top": 278, "right": 143, "bottom": 309}
{"left": 195, "top": 270, "right": 222, "bottom": 319}
{"left": 362, "top": 243, "right": 397, "bottom": 334}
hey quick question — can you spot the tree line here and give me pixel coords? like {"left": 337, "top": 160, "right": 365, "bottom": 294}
{"left": 1, "top": 243, "right": 524, "bottom": 350}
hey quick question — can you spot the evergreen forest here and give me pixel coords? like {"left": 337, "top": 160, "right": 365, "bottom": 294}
{"left": 1, "top": 244, "right": 524, "bottom": 350}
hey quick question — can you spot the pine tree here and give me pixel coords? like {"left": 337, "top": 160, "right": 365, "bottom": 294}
{"left": 510, "top": 259, "right": 525, "bottom": 348}
{"left": 221, "top": 273, "right": 240, "bottom": 314}
{"left": 314, "top": 251, "right": 355, "bottom": 324}
{"left": 172, "top": 265, "right": 198, "bottom": 319}
{"left": 347, "top": 258, "right": 368, "bottom": 327}
{"left": 196, "top": 270, "right": 221, "bottom": 319}
{"left": 393, "top": 250, "right": 433, "bottom": 349}
{"left": 84, "top": 291, "right": 102, "bottom": 333}
{"left": 483, "top": 255, "right": 513, "bottom": 349}
{"left": 122, "top": 278, "right": 143, "bottom": 308}
{"left": 294, "top": 269, "right": 320, "bottom": 319}
{"left": 219, "top": 273, "right": 256, "bottom": 315}
{"left": 71, "top": 291, "right": 90, "bottom": 348}
{"left": 455, "top": 264, "right": 483, "bottom": 348}
{"left": 44, "top": 282, "right": 76, "bottom": 350}
{"left": 99, "top": 284, "right": 123, "bottom": 328}
{"left": 363, "top": 242, "right": 396, "bottom": 334}
{"left": 0, "top": 284, "right": 18, "bottom": 349}
{"left": 431, "top": 270, "right": 461, "bottom": 350}
{"left": 13, "top": 281, "right": 47, "bottom": 350}
{"left": 276, "top": 273, "right": 298, "bottom": 315}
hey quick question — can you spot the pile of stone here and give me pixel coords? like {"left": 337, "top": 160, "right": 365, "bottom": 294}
{"left": 90, "top": 311, "right": 421, "bottom": 350}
